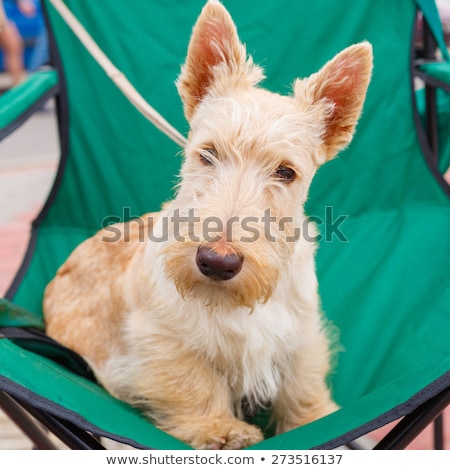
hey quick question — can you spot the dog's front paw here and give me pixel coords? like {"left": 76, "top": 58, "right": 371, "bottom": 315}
{"left": 199, "top": 421, "right": 263, "bottom": 450}
{"left": 170, "top": 417, "right": 263, "bottom": 450}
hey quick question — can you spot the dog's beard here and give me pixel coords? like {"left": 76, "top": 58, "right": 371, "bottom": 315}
{"left": 162, "top": 240, "right": 284, "bottom": 311}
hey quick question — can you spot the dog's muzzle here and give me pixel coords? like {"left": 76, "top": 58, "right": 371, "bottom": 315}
{"left": 196, "top": 246, "right": 243, "bottom": 281}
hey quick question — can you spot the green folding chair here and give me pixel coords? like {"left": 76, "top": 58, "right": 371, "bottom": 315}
{"left": 0, "top": 0, "right": 449, "bottom": 450}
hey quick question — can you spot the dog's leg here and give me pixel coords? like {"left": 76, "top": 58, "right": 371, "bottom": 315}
{"left": 106, "top": 342, "right": 263, "bottom": 450}
{"left": 272, "top": 329, "right": 338, "bottom": 434}
{"left": 148, "top": 369, "right": 264, "bottom": 450}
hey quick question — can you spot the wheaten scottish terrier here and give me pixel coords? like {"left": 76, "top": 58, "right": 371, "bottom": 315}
{"left": 44, "top": 0, "right": 372, "bottom": 449}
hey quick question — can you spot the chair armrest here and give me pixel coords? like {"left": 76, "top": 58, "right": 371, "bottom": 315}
{"left": 0, "top": 69, "right": 59, "bottom": 141}
{"left": 0, "top": 298, "right": 45, "bottom": 330}
{"left": 417, "top": 61, "right": 450, "bottom": 92}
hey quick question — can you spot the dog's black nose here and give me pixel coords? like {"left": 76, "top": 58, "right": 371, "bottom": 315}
{"left": 196, "top": 246, "right": 243, "bottom": 281}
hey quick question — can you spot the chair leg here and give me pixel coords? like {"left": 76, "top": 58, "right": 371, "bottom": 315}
{"left": 434, "top": 414, "right": 444, "bottom": 450}
{"left": 0, "top": 391, "right": 107, "bottom": 449}
{"left": 16, "top": 397, "right": 106, "bottom": 450}
{"left": 374, "top": 387, "right": 450, "bottom": 450}
{"left": 0, "top": 391, "right": 59, "bottom": 449}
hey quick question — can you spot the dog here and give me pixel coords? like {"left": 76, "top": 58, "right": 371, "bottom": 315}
{"left": 43, "top": 0, "right": 372, "bottom": 450}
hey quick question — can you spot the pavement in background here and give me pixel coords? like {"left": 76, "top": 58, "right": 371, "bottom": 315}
{"left": 0, "top": 102, "right": 58, "bottom": 295}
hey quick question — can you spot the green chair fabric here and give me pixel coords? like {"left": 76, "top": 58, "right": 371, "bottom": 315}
{"left": 1, "top": 0, "right": 449, "bottom": 449}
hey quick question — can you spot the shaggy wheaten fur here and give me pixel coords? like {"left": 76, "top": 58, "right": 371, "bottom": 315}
{"left": 43, "top": 0, "right": 372, "bottom": 450}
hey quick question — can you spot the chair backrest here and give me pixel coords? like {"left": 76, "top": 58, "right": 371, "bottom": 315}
{"left": 7, "top": 0, "right": 450, "bottom": 422}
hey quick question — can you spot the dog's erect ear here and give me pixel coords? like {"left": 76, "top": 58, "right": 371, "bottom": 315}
{"left": 177, "top": 0, "right": 264, "bottom": 121}
{"left": 295, "top": 42, "right": 373, "bottom": 163}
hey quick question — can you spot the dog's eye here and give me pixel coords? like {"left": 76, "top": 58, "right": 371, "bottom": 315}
{"left": 200, "top": 148, "right": 217, "bottom": 166}
{"left": 274, "top": 165, "right": 296, "bottom": 183}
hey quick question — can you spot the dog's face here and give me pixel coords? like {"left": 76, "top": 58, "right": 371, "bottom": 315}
{"left": 161, "top": 0, "right": 372, "bottom": 309}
